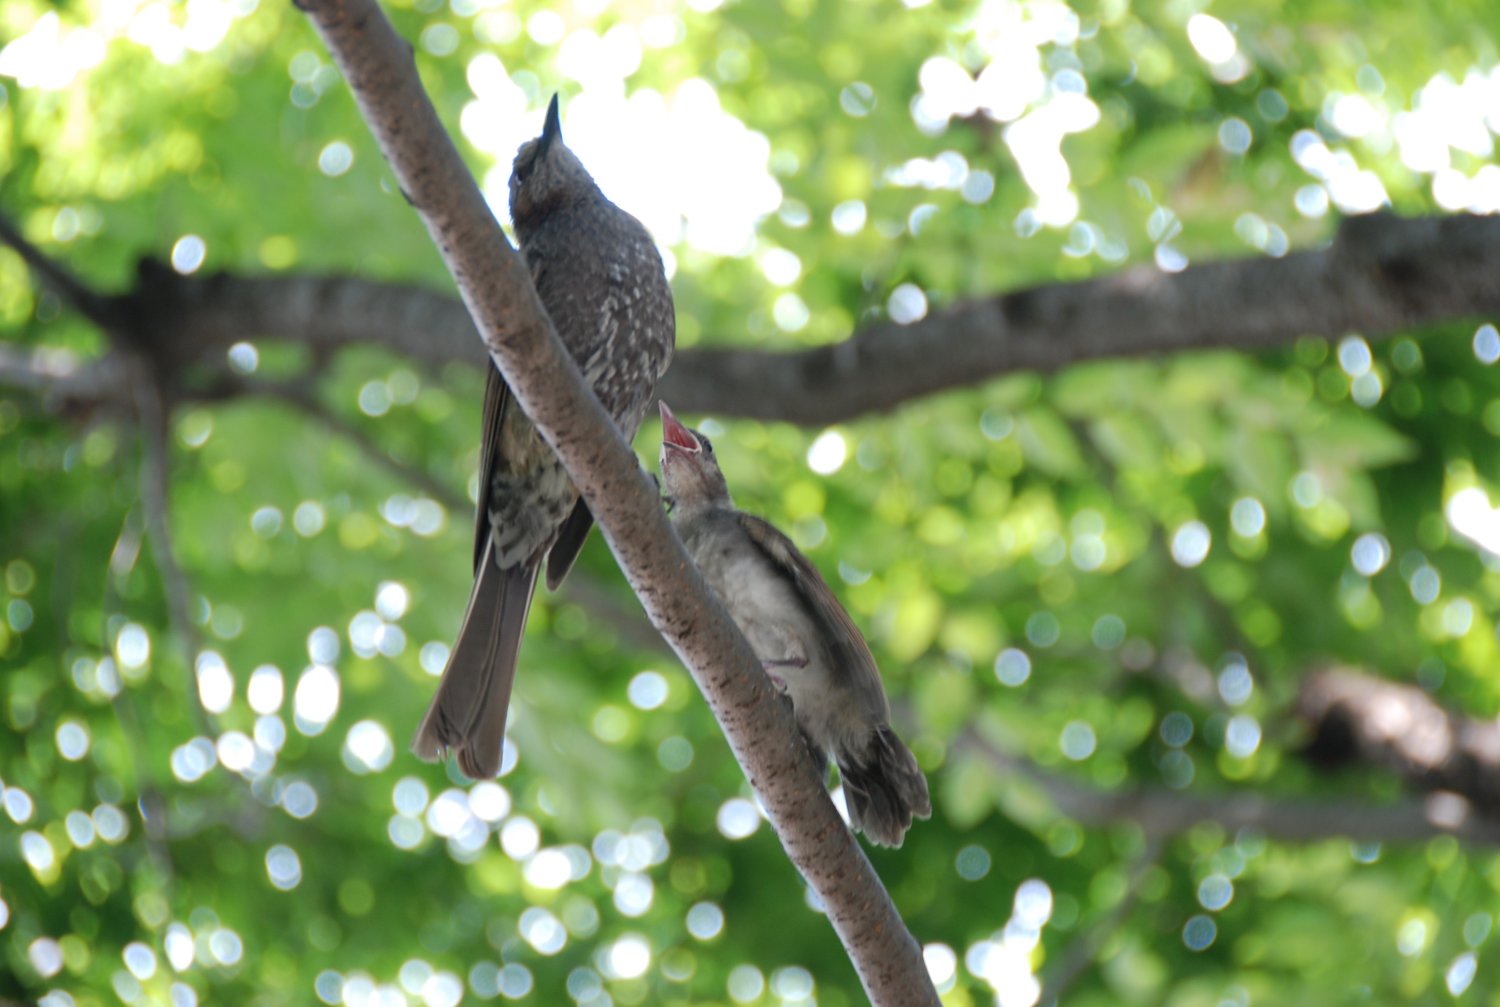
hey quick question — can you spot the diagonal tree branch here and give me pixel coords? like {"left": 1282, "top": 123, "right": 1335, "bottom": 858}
{"left": 276, "top": 385, "right": 471, "bottom": 513}
{"left": 298, "top": 1, "right": 938, "bottom": 1003}
{"left": 1040, "top": 836, "right": 1164, "bottom": 1003}
{"left": 0, "top": 213, "right": 123, "bottom": 330}
{"left": 197, "top": 371, "right": 473, "bottom": 514}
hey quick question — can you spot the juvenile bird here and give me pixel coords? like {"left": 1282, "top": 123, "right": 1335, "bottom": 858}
{"left": 658, "top": 403, "right": 930, "bottom": 847}
{"left": 414, "top": 95, "right": 676, "bottom": 778}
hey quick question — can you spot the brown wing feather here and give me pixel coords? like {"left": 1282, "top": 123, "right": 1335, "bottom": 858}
{"left": 545, "top": 500, "right": 595, "bottom": 590}
{"left": 734, "top": 513, "right": 890, "bottom": 719}
{"left": 473, "top": 365, "right": 509, "bottom": 573}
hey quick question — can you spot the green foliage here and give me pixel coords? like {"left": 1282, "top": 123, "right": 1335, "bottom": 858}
{"left": 3, "top": 0, "right": 1500, "bottom": 1005}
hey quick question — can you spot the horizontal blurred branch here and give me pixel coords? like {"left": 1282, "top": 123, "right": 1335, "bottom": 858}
{"left": 7, "top": 213, "right": 1500, "bottom": 426}
{"left": 672, "top": 212, "right": 1500, "bottom": 423}
{"left": 963, "top": 725, "right": 1500, "bottom": 846}
{"left": 0, "top": 342, "right": 130, "bottom": 417}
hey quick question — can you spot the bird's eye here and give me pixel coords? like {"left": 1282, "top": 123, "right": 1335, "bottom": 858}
{"left": 697, "top": 434, "right": 714, "bottom": 455}
{"left": 513, "top": 145, "right": 539, "bottom": 183}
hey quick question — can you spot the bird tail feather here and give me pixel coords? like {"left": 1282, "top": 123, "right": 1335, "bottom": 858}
{"left": 412, "top": 537, "right": 536, "bottom": 778}
{"left": 837, "top": 727, "right": 931, "bottom": 848}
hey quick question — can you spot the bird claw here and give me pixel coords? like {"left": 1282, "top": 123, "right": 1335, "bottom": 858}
{"left": 761, "top": 667, "right": 789, "bottom": 693}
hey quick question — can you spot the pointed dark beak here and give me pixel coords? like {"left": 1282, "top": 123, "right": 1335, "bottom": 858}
{"left": 538, "top": 93, "right": 562, "bottom": 158}
{"left": 660, "top": 401, "right": 698, "bottom": 454}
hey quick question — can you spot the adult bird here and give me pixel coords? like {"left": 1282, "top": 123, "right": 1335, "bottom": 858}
{"left": 414, "top": 96, "right": 676, "bottom": 778}
{"left": 658, "top": 403, "right": 930, "bottom": 846}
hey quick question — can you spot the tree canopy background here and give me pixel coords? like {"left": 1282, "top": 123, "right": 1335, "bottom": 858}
{"left": 4, "top": 0, "right": 1500, "bottom": 1004}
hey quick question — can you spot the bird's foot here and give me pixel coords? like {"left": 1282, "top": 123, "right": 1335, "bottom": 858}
{"left": 761, "top": 657, "right": 806, "bottom": 696}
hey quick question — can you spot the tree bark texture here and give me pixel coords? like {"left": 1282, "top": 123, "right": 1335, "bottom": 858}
{"left": 295, "top": 0, "right": 939, "bottom": 1002}
{"left": 1299, "top": 666, "right": 1500, "bottom": 816}
{"left": 6, "top": 214, "right": 1500, "bottom": 427}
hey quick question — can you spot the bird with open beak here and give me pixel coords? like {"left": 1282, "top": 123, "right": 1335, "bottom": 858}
{"left": 413, "top": 96, "right": 675, "bottom": 779}
{"left": 658, "top": 402, "right": 931, "bottom": 847}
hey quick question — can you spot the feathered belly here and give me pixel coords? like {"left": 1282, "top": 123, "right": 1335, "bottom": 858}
{"left": 697, "top": 546, "right": 868, "bottom": 755}
{"left": 485, "top": 303, "right": 670, "bottom": 570}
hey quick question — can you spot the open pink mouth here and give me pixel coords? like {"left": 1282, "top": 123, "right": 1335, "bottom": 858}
{"left": 659, "top": 401, "right": 697, "bottom": 452}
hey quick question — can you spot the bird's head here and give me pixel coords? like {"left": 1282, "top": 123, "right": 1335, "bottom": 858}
{"left": 509, "top": 94, "right": 597, "bottom": 231}
{"left": 659, "top": 401, "right": 730, "bottom": 514}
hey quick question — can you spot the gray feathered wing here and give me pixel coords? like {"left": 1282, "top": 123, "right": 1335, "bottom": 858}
{"left": 734, "top": 514, "right": 931, "bottom": 847}
{"left": 471, "top": 366, "right": 508, "bottom": 570}
{"left": 734, "top": 514, "right": 888, "bottom": 715}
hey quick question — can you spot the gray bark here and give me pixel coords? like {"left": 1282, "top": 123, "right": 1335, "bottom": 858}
{"left": 8, "top": 214, "right": 1500, "bottom": 426}
{"left": 965, "top": 727, "right": 1500, "bottom": 845}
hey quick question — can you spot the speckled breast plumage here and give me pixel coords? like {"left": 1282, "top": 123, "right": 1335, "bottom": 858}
{"left": 486, "top": 197, "right": 675, "bottom": 569}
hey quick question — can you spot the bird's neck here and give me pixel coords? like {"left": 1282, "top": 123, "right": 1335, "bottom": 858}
{"left": 670, "top": 494, "right": 734, "bottom": 522}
